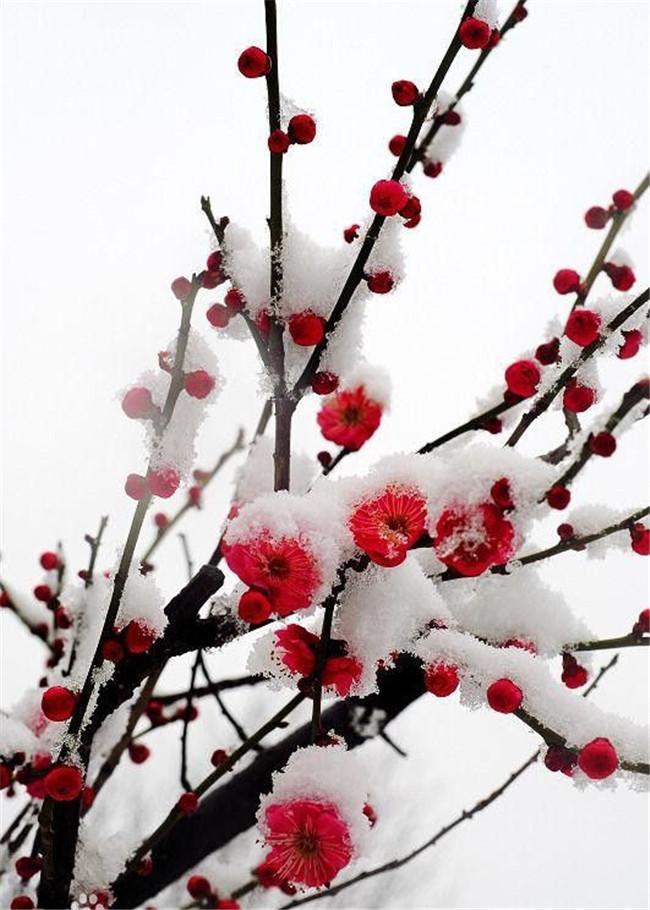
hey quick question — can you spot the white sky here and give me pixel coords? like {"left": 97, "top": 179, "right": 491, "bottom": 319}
{"left": 1, "top": 1, "right": 649, "bottom": 908}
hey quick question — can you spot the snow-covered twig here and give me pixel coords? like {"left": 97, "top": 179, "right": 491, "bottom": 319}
{"left": 506, "top": 287, "right": 649, "bottom": 447}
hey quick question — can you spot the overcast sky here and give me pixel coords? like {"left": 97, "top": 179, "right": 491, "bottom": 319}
{"left": 1, "top": 1, "right": 648, "bottom": 908}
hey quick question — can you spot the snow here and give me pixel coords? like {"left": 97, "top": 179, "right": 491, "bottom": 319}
{"left": 414, "top": 628, "right": 648, "bottom": 773}
{"left": 257, "top": 743, "right": 372, "bottom": 863}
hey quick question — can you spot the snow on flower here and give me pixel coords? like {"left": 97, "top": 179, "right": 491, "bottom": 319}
{"left": 432, "top": 501, "right": 515, "bottom": 576}
{"left": 333, "top": 560, "right": 451, "bottom": 695}
{"left": 121, "top": 328, "right": 221, "bottom": 485}
{"left": 348, "top": 484, "right": 427, "bottom": 566}
{"left": 223, "top": 490, "right": 344, "bottom": 616}
{"left": 257, "top": 744, "right": 371, "bottom": 888}
{"left": 250, "top": 623, "right": 362, "bottom": 696}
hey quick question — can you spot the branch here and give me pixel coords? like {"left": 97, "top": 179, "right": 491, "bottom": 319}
{"left": 141, "top": 428, "right": 244, "bottom": 566}
{"left": 571, "top": 633, "right": 648, "bottom": 653}
{"left": 513, "top": 707, "right": 649, "bottom": 774}
{"left": 111, "top": 656, "right": 425, "bottom": 906}
{"left": 153, "top": 674, "right": 265, "bottom": 706}
{"left": 418, "top": 398, "right": 514, "bottom": 454}
{"left": 573, "top": 172, "right": 649, "bottom": 309}
{"left": 292, "top": 1, "right": 478, "bottom": 398}
{"left": 506, "top": 288, "right": 649, "bottom": 447}
{"left": 113, "top": 693, "right": 305, "bottom": 887}
{"left": 553, "top": 379, "right": 649, "bottom": 489}
{"left": 407, "top": 0, "right": 528, "bottom": 172}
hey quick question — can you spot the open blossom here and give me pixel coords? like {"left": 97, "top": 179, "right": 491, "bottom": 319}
{"left": 275, "top": 624, "right": 362, "bottom": 696}
{"left": 348, "top": 486, "right": 427, "bottom": 566}
{"left": 433, "top": 502, "right": 515, "bottom": 576}
{"left": 262, "top": 799, "right": 353, "bottom": 887}
{"left": 317, "top": 386, "right": 383, "bottom": 450}
{"left": 224, "top": 535, "right": 320, "bottom": 616}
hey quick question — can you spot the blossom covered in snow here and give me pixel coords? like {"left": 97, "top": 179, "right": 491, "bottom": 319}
{"left": 257, "top": 745, "right": 371, "bottom": 888}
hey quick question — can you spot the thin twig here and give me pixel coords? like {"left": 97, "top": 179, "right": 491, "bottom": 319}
{"left": 407, "top": 0, "right": 528, "bottom": 171}
{"left": 180, "top": 651, "right": 202, "bottom": 791}
{"left": 572, "top": 172, "right": 649, "bottom": 309}
{"left": 115, "top": 692, "right": 305, "bottom": 882}
{"left": 292, "top": 1, "right": 478, "bottom": 398}
{"left": 141, "top": 428, "right": 245, "bottom": 566}
{"left": 506, "top": 288, "right": 649, "bottom": 447}
{"left": 553, "top": 379, "right": 649, "bottom": 489}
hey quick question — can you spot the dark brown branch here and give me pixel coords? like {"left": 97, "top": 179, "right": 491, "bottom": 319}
{"left": 418, "top": 398, "right": 514, "bottom": 454}
{"left": 407, "top": 0, "right": 528, "bottom": 172}
{"left": 90, "top": 670, "right": 161, "bottom": 803}
{"left": 154, "top": 674, "right": 265, "bottom": 706}
{"left": 506, "top": 288, "right": 649, "bottom": 447}
{"left": 571, "top": 633, "right": 648, "bottom": 653}
{"left": 553, "top": 379, "right": 649, "bottom": 489}
{"left": 180, "top": 652, "right": 202, "bottom": 791}
{"left": 292, "top": 1, "right": 478, "bottom": 398}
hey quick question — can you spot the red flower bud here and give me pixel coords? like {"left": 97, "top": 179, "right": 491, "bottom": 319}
{"left": 459, "top": 17, "right": 491, "bottom": 49}
{"left": 487, "top": 678, "right": 523, "bottom": 713}
{"left": 553, "top": 269, "right": 581, "bottom": 294}
{"left": 369, "top": 180, "right": 408, "bottom": 216}
{"left": 238, "top": 590, "right": 273, "bottom": 625}
{"left": 171, "top": 277, "right": 192, "bottom": 300}
{"left": 388, "top": 134, "right": 407, "bottom": 157}
{"left": 44, "top": 765, "right": 83, "bottom": 801}
{"left": 268, "top": 129, "right": 290, "bottom": 154}
{"left": 612, "top": 188, "right": 634, "bottom": 210}
{"left": 41, "top": 686, "right": 76, "bottom": 722}
{"left": 148, "top": 467, "right": 180, "bottom": 499}
{"left": 577, "top": 737, "right": 618, "bottom": 779}
{"left": 535, "top": 337, "right": 560, "bottom": 365}
{"left": 584, "top": 206, "right": 610, "bottom": 229}
{"left": 206, "top": 304, "right": 231, "bottom": 328}
{"left": 563, "top": 380, "right": 595, "bottom": 413}
{"left": 588, "top": 431, "right": 616, "bottom": 457}
{"left": 125, "top": 473, "right": 148, "bottom": 501}
{"left": 288, "top": 312, "right": 326, "bottom": 346}
{"left": 237, "top": 46, "right": 270, "bottom": 78}
{"left": 504, "top": 359, "right": 540, "bottom": 398}
{"left": 40, "top": 552, "right": 59, "bottom": 571}
{"left": 122, "top": 387, "right": 157, "bottom": 420}
{"left": 288, "top": 114, "right": 316, "bottom": 145}
{"left": 423, "top": 160, "right": 443, "bottom": 178}
{"left": 184, "top": 370, "right": 216, "bottom": 399}
{"left": 366, "top": 270, "right": 395, "bottom": 294}
{"left": 564, "top": 309, "right": 601, "bottom": 346}
{"left": 424, "top": 662, "right": 459, "bottom": 697}
{"left": 391, "top": 80, "right": 419, "bottom": 106}
{"left": 546, "top": 485, "right": 571, "bottom": 510}
{"left": 178, "top": 791, "right": 199, "bottom": 815}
